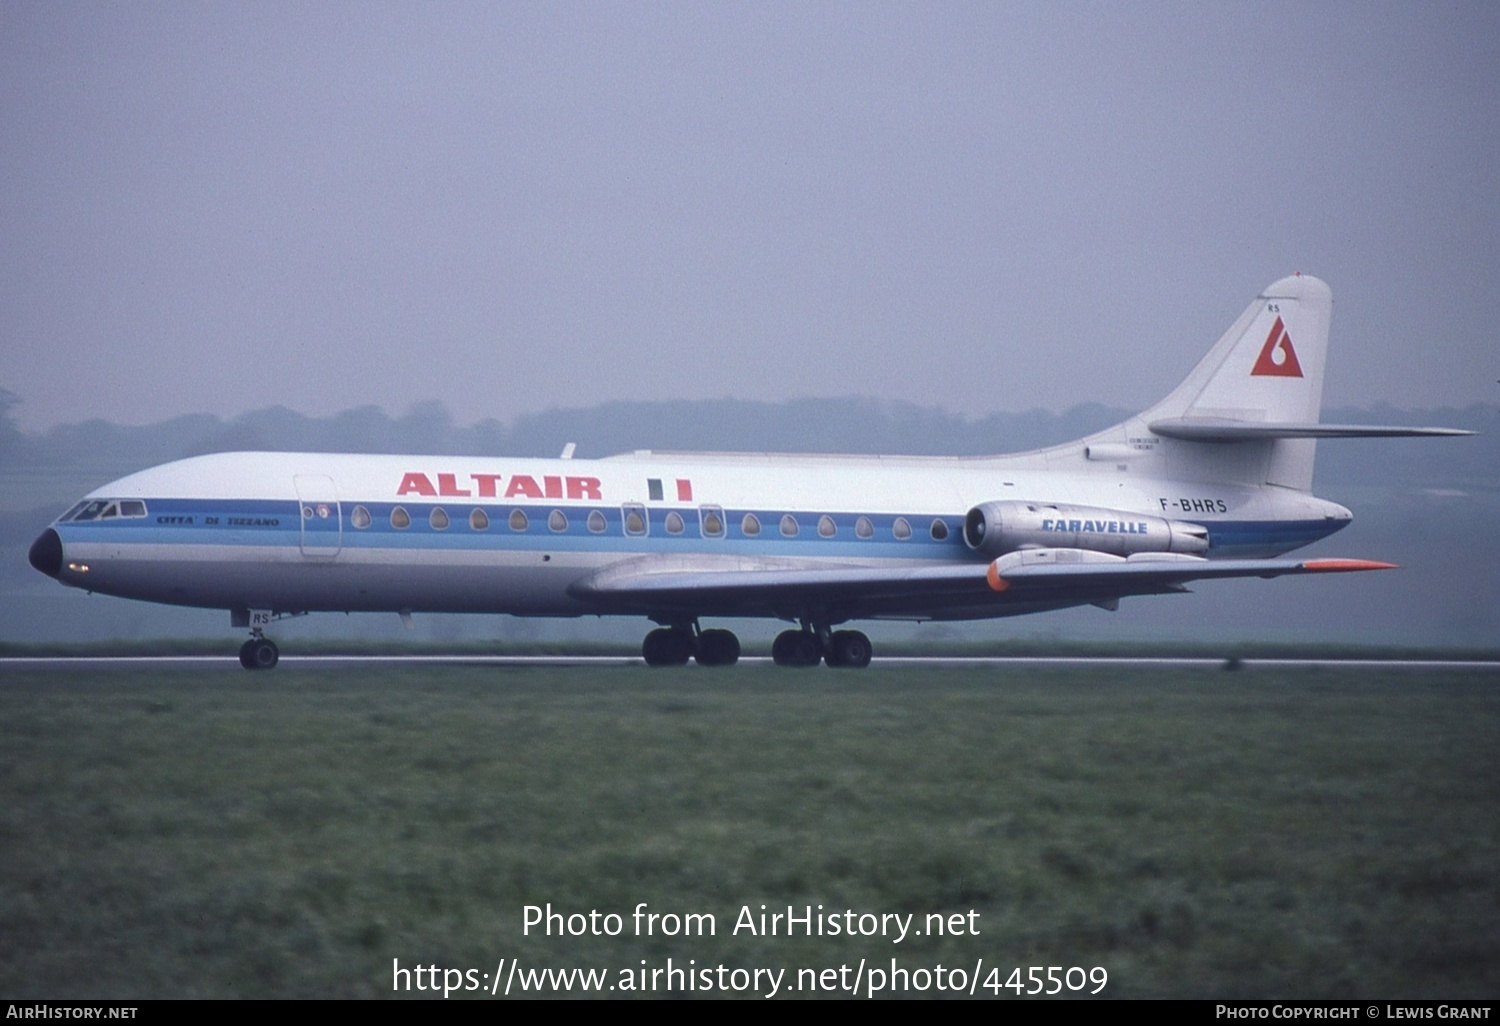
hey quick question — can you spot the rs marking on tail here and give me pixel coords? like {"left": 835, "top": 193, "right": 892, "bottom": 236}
{"left": 1251, "top": 316, "right": 1303, "bottom": 377}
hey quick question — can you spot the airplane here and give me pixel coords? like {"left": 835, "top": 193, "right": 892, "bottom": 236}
{"left": 28, "top": 274, "right": 1469, "bottom": 670}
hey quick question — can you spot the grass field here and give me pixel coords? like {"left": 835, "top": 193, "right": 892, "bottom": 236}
{"left": 0, "top": 664, "right": 1495, "bottom": 999}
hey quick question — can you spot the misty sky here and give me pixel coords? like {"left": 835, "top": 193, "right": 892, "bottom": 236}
{"left": 3, "top": 2, "right": 1496, "bottom": 435}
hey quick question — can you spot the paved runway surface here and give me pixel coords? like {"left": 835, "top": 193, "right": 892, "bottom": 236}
{"left": 3, "top": 655, "right": 1497, "bottom": 671}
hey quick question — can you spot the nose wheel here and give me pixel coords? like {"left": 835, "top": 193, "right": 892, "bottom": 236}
{"left": 238, "top": 634, "right": 279, "bottom": 670}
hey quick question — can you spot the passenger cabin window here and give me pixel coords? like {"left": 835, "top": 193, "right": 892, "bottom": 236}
{"left": 741, "top": 513, "right": 761, "bottom": 537}
{"left": 892, "top": 517, "right": 912, "bottom": 540}
{"left": 470, "top": 508, "right": 489, "bottom": 531}
{"left": 391, "top": 507, "right": 411, "bottom": 529}
{"left": 855, "top": 516, "right": 874, "bottom": 539}
{"left": 664, "top": 511, "right": 684, "bottom": 535}
{"left": 780, "top": 514, "right": 798, "bottom": 537}
{"left": 700, "top": 506, "right": 725, "bottom": 538}
{"left": 817, "top": 515, "right": 836, "bottom": 538}
{"left": 429, "top": 508, "right": 449, "bottom": 530}
{"left": 509, "top": 509, "right": 529, "bottom": 531}
{"left": 930, "top": 519, "right": 949, "bottom": 541}
{"left": 548, "top": 509, "right": 568, "bottom": 532}
{"left": 623, "top": 504, "right": 648, "bottom": 536}
{"left": 587, "top": 510, "right": 607, "bottom": 534}
{"left": 351, "top": 505, "right": 372, "bottom": 529}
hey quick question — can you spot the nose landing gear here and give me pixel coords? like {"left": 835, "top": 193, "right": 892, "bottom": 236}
{"left": 238, "top": 631, "right": 279, "bottom": 670}
{"left": 230, "top": 609, "right": 305, "bottom": 670}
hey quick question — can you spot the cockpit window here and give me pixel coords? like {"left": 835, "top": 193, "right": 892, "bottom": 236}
{"left": 70, "top": 501, "right": 111, "bottom": 522}
{"left": 64, "top": 499, "right": 148, "bottom": 522}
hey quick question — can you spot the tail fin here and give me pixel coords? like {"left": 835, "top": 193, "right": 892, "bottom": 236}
{"left": 1146, "top": 273, "right": 1332, "bottom": 430}
{"left": 1047, "top": 275, "right": 1463, "bottom": 489}
{"left": 1140, "top": 274, "right": 1332, "bottom": 490}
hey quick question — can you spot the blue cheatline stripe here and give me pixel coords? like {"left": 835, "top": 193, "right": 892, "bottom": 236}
{"left": 56, "top": 498, "right": 1343, "bottom": 561}
{"left": 57, "top": 497, "right": 973, "bottom": 560}
{"left": 1206, "top": 519, "right": 1346, "bottom": 554}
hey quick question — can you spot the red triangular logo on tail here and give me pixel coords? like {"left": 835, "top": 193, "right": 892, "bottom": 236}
{"left": 1250, "top": 317, "right": 1303, "bottom": 377}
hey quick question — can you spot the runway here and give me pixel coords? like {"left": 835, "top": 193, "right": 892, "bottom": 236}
{"left": 3, "top": 654, "right": 1498, "bottom": 671}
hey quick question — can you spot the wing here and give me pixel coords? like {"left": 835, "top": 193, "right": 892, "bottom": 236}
{"left": 566, "top": 550, "right": 1395, "bottom": 622}
{"left": 567, "top": 554, "right": 999, "bottom": 621}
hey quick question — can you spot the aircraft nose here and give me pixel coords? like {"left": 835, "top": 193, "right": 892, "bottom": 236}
{"left": 29, "top": 528, "right": 63, "bottom": 578}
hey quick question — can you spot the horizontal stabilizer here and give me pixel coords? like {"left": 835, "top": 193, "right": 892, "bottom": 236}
{"left": 1149, "top": 417, "right": 1473, "bottom": 441}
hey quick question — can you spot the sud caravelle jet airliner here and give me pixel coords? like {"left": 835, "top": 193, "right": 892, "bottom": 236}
{"left": 29, "top": 275, "right": 1468, "bottom": 670}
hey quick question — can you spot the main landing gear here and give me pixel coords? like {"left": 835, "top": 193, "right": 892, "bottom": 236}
{"left": 641, "top": 623, "right": 742, "bottom": 667}
{"left": 772, "top": 626, "right": 872, "bottom": 668}
{"left": 238, "top": 631, "right": 279, "bottom": 670}
{"left": 639, "top": 621, "right": 872, "bottom": 668}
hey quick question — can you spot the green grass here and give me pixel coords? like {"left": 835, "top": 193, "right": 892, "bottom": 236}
{"left": 0, "top": 665, "right": 1495, "bottom": 998}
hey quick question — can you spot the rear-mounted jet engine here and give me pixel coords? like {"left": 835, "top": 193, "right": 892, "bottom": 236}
{"left": 962, "top": 500, "right": 1209, "bottom": 558}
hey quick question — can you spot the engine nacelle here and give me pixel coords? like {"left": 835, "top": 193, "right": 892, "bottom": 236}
{"left": 962, "top": 500, "right": 1209, "bottom": 558}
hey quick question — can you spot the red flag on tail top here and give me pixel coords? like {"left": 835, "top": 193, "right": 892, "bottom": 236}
{"left": 1251, "top": 316, "right": 1303, "bottom": 377}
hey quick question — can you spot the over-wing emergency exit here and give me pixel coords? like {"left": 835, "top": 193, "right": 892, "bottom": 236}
{"left": 29, "top": 275, "right": 1468, "bottom": 668}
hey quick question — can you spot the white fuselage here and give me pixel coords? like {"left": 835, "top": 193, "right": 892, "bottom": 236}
{"left": 35, "top": 447, "right": 1350, "bottom": 622}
